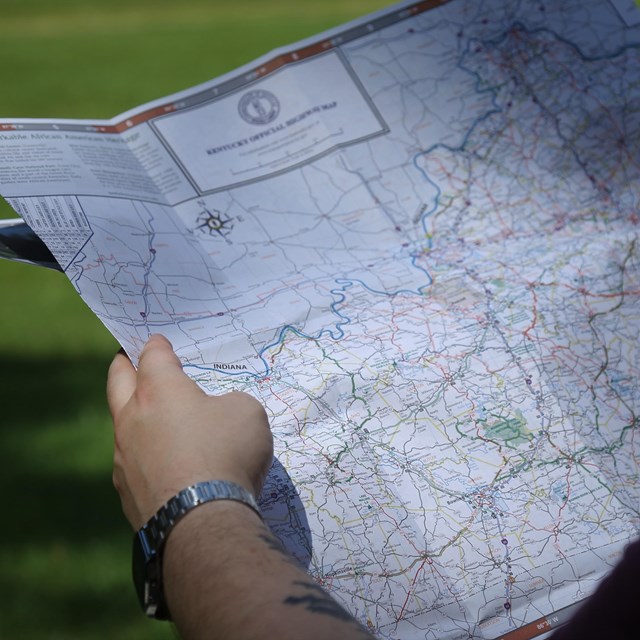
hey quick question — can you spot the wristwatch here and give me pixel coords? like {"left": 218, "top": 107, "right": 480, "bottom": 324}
{"left": 131, "top": 479, "right": 262, "bottom": 620}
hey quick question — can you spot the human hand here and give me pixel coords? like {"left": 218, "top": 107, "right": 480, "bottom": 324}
{"left": 106, "top": 334, "right": 273, "bottom": 530}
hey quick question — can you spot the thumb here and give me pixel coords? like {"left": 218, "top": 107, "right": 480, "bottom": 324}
{"left": 107, "top": 350, "right": 137, "bottom": 418}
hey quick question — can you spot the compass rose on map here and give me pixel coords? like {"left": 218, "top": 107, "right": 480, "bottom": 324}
{"left": 195, "top": 207, "right": 233, "bottom": 238}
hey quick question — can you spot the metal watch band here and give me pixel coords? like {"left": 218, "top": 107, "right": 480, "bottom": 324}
{"left": 133, "top": 479, "right": 262, "bottom": 620}
{"left": 142, "top": 479, "right": 262, "bottom": 553}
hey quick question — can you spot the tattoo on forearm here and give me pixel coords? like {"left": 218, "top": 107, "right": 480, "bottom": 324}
{"left": 257, "top": 532, "right": 302, "bottom": 568}
{"left": 284, "top": 580, "right": 354, "bottom": 621}
{"left": 284, "top": 580, "right": 375, "bottom": 637}
{"left": 258, "top": 530, "right": 375, "bottom": 637}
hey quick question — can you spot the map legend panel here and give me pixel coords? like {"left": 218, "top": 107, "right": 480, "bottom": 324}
{"left": 8, "top": 195, "right": 93, "bottom": 270}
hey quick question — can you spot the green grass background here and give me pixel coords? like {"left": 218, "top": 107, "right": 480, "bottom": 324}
{"left": 0, "top": 1, "right": 389, "bottom": 638}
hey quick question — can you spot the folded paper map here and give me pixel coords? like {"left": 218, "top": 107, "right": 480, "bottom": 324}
{"left": 1, "top": 1, "right": 639, "bottom": 638}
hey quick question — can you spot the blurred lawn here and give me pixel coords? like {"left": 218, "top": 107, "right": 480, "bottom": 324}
{"left": 0, "top": 1, "right": 389, "bottom": 638}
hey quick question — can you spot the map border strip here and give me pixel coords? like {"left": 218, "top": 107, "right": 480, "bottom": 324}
{"left": 0, "top": 0, "right": 450, "bottom": 135}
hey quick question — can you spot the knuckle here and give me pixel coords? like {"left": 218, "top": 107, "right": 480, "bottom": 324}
{"left": 132, "top": 382, "right": 157, "bottom": 411}
{"left": 229, "top": 390, "right": 268, "bottom": 417}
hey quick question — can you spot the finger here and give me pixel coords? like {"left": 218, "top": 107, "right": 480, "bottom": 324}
{"left": 136, "top": 334, "right": 198, "bottom": 391}
{"left": 107, "top": 351, "right": 138, "bottom": 417}
{"left": 137, "top": 334, "right": 181, "bottom": 375}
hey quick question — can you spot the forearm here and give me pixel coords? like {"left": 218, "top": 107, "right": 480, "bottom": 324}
{"left": 163, "top": 501, "right": 376, "bottom": 640}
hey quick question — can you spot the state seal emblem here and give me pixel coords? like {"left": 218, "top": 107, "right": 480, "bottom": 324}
{"left": 238, "top": 90, "right": 281, "bottom": 126}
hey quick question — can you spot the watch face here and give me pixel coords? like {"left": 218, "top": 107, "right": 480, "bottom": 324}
{"left": 132, "top": 530, "right": 170, "bottom": 619}
{"left": 132, "top": 531, "right": 150, "bottom": 609}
